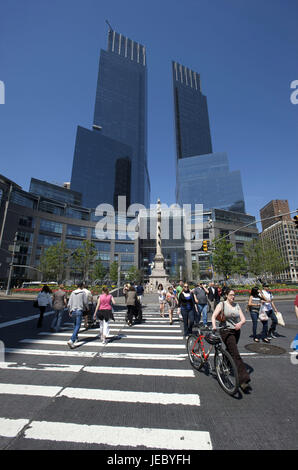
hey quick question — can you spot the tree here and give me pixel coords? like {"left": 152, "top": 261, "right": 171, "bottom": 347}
{"left": 243, "top": 238, "right": 288, "bottom": 280}
{"left": 72, "top": 240, "right": 97, "bottom": 282}
{"left": 192, "top": 262, "right": 200, "bottom": 281}
{"left": 38, "top": 242, "right": 70, "bottom": 282}
{"left": 91, "top": 259, "right": 107, "bottom": 282}
{"left": 126, "top": 266, "right": 142, "bottom": 283}
{"left": 212, "top": 237, "right": 238, "bottom": 280}
{"left": 109, "top": 261, "right": 119, "bottom": 283}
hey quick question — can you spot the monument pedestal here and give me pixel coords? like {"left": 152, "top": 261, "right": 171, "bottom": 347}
{"left": 149, "top": 254, "right": 169, "bottom": 291}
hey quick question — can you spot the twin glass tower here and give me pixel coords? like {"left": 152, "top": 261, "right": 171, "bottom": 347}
{"left": 71, "top": 28, "right": 245, "bottom": 214}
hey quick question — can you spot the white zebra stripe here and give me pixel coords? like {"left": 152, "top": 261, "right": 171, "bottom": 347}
{"left": 23, "top": 420, "right": 212, "bottom": 449}
{"left": 0, "top": 417, "right": 30, "bottom": 437}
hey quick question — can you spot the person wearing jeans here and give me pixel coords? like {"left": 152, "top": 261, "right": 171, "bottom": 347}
{"left": 248, "top": 287, "right": 269, "bottom": 343}
{"left": 178, "top": 284, "right": 196, "bottom": 337}
{"left": 193, "top": 282, "right": 209, "bottom": 327}
{"left": 260, "top": 285, "right": 279, "bottom": 339}
{"left": 51, "top": 284, "right": 67, "bottom": 332}
{"left": 67, "top": 283, "right": 88, "bottom": 349}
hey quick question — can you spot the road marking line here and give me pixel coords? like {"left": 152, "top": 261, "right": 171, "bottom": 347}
{"left": 101, "top": 352, "right": 188, "bottom": 360}
{"left": 5, "top": 348, "right": 96, "bottom": 358}
{"left": 0, "top": 311, "right": 54, "bottom": 329}
{"left": 0, "top": 383, "right": 61, "bottom": 397}
{"left": 0, "top": 362, "right": 83, "bottom": 373}
{"left": 0, "top": 417, "right": 30, "bottom": 437}
{"left": 82, "top": 366, "right": 195, "bottom": 377}
{"left": 0, "top": 362, "right": 194, "bottom": 377}
{"left": 38, "top": 332, "right": 182, "bottom": 340}
{"left": 0, "top": 383, "right": 199, "bottom": 406}
{"left": 19, "top": 339, "right": 185, "bottom": 349}
{"left": 23, "top": 420, "right": 212, "bottom": 449}
{"left": 58, "top": 387, "right": 200, "bottom": 406}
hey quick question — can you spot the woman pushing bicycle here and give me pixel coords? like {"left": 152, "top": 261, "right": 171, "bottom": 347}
{"left": 211, "top": 288, "right": 251, "bottom": 393}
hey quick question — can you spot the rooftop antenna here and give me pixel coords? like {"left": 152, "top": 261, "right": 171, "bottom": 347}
{"left": 105, "top": 20, "right": 114, "bottom": 31}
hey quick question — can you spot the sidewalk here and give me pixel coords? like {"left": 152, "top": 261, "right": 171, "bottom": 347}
{"left": 0, "top": 292, "right": 296, "bottom": 303}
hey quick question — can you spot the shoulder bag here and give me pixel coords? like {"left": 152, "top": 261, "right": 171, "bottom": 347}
{"left": 216, "top": 301, "right": 226, "bottom": 323}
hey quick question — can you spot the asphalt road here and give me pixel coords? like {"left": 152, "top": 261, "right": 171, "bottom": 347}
{"left": 0, "top": 297, "right": 297, "bottom": 453}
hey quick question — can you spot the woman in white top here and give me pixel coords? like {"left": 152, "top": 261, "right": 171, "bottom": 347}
{"left": 158, "top": 284, "right": 166, "bottom": 317}
{"left": 212, "top": 288, "right": 251, "bottom": 392}
{"left": 36, "top": 285, "right": 52, "bottom": 328}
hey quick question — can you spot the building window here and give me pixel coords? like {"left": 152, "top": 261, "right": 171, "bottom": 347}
{"left": 39, "top": 200, "right": 64, "bottom": 216}
{"left": 19, "top": 216, "right": 35, "bottom": 228}
{"left": 17, "top": 231, "right": 33, "bottom": 243}
{"left": 38, "top": 234, "right": 61, "bottom": 246}
{"left": 114, "top": 243, "right": 134, "bottom": 253}
{"left": 11, "top": 191, "right": 35, "bottom": 208}
{"left": 66, "top": 224, "right": 88, "bottom": 238}
{"left": 65, "top": 207, "right": 89, "bottom": 221}
{"left": 40, "top": 219, "right": 63, "bottom": 234}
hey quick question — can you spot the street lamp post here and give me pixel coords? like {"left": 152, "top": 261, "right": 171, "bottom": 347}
{"left": 6, "top": 231, "right": 18, "bottom": 295}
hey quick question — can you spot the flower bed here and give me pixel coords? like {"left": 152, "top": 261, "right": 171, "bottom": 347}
{"left": 235, "top": 288, "right": 298, "bottom": 296}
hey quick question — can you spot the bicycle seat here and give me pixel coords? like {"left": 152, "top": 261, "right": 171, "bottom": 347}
{"left": 205, "top": 332, "right": 221, "bottom": 345}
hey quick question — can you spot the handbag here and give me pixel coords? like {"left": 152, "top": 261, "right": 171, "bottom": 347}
{"left": 259, "top": 305, "right": 269, "bottom": 321}
{"left": 276, "top": 311, "right": 285, "bottom": 327}
{"left": 216, "top": 301, "right": 226, "bottom": 323}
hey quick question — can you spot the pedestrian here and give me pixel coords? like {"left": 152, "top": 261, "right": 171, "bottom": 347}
{"left": 193, "top": 282, "right": 210, "bottom": 329}
{"left": 36, "top": 285, "right": 52, "bottom": 328}
{"left": 211, "top": 288, "right": 251, "bottom": 392}
{"left": 82, "top": 283, "right": 94, "bottom": 329}
{"left": 67, "top": 283, "right": 88, "bottom": 349}
{"left": 178, "top": 282, "right": 196, "bottom": 337}
{"left": 158, "top": 283, "right": 166, "bottom": 317}
{"left": 176, "top": 280, "right": 184, "bottom": 299}
{"left": 295, "top": 294, "right": 298, "bottom": 320}
{"left": 248, "top": 287, "right": 269, "bottom": 343}
{"left": 50, "top": 284, "right": 67, "bottom": 332}
{"left": 221, "top": 282, "right": 229, "bottom": 300}
{"left": 166, "top": 286, "right": 178, "bottom": 325}
{"left": 259, "top": 284, "right": 279, "bottom": 339}
{"left": 136, "top": 283, "right": 144, "bottom": 305}
{"left": 93, "top": 287, "right": 115, "bottom": 344}
{"left": 125, "top": 285, "right": 137, "bottom": 327}
{"left": 208, "top": 282, "right": 220, "bottom": 312}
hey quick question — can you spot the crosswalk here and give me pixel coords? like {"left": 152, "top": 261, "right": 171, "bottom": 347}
{"left": 0, "top": 308, "right": 213, "bottom": 450}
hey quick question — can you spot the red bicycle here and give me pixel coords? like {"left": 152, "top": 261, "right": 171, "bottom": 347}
{"left": 187, "top": 327, "right": 239, "bottom": 396}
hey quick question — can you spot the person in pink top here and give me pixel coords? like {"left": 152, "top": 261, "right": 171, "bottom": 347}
{"left": 93, "top": 287, "right": 115, "bottom": 344}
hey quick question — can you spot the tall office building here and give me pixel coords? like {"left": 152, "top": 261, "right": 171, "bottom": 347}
{"left": 173, "top": 61, "right": 245, "bottom": 213}
{"left": 71, "top": 29, "right": 150, "bottom": 209}
{"left": 260, "top": 200, "right": 291, "bottom": 231}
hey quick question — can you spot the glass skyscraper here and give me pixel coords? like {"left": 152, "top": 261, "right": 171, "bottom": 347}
{"left": 173, "top": 61, "right": 245, "bottom": 213}
{"left": 71, "top": 29, "right": 150, "bottom": 209}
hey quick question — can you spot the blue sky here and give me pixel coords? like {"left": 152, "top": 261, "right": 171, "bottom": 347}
{"left": 0, "top": 0, "right": 297, "bottom": 226}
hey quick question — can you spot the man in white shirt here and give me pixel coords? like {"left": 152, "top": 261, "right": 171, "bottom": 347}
{"left": 67, "top": 283, "right": 88, "bottom": 348}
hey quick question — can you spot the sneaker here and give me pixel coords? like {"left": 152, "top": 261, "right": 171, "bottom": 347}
{"left": 67, "top": 340, "right": 74, "bottom": 349}
{"left": 271, "top": 332, "right": 278, "bottom": 339}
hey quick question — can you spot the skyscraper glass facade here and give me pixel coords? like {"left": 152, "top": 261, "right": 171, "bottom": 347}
{"left": 71, "top": 29, "right": 150, "bottom": 209}
{"left": 172, "top": 61, "right": 213, "bottom": 159}
{"left": 173, "top": 61, "right": 245, "bottom": 214}
{"left": 176, "top": 152, "right": 245, "bottom": 213}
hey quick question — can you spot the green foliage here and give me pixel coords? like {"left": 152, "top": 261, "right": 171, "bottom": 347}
{"left": 109, "top": 261, "right": 119, "bottom": 283}
{"left": 91, "top": 259, "right": 107, "bottom": 281}
{"left": 243, "top": 238, "right": 288, "bottom": 279}
{"left": 212, "top": 237, "right": 240, "bottom": 280}
{"left": 71, "top": 240, "right": 97, "bottom": 282}
{"left": 38, "top": 242, "right": 70, "bottom": 283}
{"left": 126, "top": 265, "right": 142, "bottom": 283}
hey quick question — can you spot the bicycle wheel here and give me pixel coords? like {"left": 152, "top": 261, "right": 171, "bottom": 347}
{"left": 187, "top": 334, "right": 205, "bottom": 370}
{"left": 214, "top": 348, "right": 239, "bottom": 396}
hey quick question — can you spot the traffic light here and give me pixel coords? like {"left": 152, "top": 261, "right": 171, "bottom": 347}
{"left": 294, "top": 215, "right": 298, "bottom": 229}
{"left": 202, "top": 240, "right": 208, "bottom": 252}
